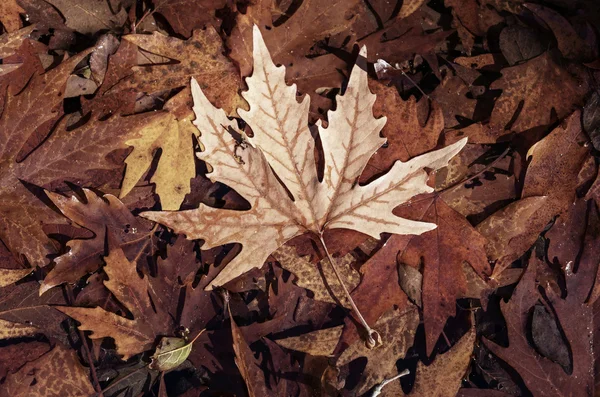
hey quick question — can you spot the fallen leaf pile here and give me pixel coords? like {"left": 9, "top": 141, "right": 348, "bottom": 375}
{"left": 1, "top": 1, "right": 599, "bottom": 396}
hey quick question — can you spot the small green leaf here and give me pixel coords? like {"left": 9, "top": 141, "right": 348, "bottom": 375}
{"left": 150, "top": 330, "right": 205, "bottom": 372}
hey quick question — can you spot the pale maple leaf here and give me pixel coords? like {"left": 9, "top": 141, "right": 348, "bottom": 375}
{"left": 141, "top": 25, "right": 467, "bottom": 290}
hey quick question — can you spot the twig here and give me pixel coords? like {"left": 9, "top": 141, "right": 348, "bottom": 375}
{"left": 317, "top": 232, "right": 382, "bottom": 349}
{"left": 369, "top": 369, "right": 410, "bottom": 396}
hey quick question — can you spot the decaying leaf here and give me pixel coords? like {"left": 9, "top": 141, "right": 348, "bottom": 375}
{"left": 0, "top": 0, "right": 24, "bottom": 32}
{"left": 141, "top": 26, "right": 467, "bottom": 291}
{"left": 337, "top": 305, "right": 419, "bottom": 395}
{"left": 0, "top": 268, "right": 31, "bottom": 288}
{"left": 467, "top": 52, "right": 589, "bottom": 139}
{"left": 0, "top": 344, "right": 95, "bottom": 397}
{"left": 121, "top": 27, "right": 245, "bottom": 114}
{"left": 410, "top": 326, "right": 476, "bottom": 397}
{"left": 273, "top": 245, "right": 359, "bottom": 308}
{"left": 274, "top": 325, "right": 343, "bottom": 356}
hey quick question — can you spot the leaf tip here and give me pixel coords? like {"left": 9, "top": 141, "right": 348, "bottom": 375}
{"left": 359, "top": 45, "right": 368, "bottom": 58}
{"left": 38, "top": 281, "right": 54, "bottom": 296}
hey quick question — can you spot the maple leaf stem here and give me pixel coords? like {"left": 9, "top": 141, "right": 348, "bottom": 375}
{"left": 317, "top": 232, "right": 382, "bottom": 349}
{"left": 370, "top": 369, "right": 410, "bottom": 397}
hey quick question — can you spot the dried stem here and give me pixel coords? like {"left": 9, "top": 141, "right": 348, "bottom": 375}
{"left": 369, "top": 369, "right": 410, "bottom": 396}
{"left": 317, "top": 232, "right": 382, "bottom": 349}
{"left": 65, "top": 285, "right": 103, "bottom": 397}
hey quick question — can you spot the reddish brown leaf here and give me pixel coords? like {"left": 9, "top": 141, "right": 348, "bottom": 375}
{"left": 230, "top": 304, "right": 265, "bottom": 397}
{"left": 0, "top": 277, "right": 68, "bottom": 341}
{"left": 58, "top": 243, "right": 174, "bottom": 360}
{"left": 228, "top": 0, "right": 359, "bottom": 100}
{"left": 477, "top": 111, "right": 590, "bottom": 277}
{"left": 120, "top": 27, "right": 245, "bottom": 114}
{"left": 395, "top": 195, "right": 490, "bottom": 355}
{"left": 0, "top": 340, "right": 51, "bottom": 379}
{"left": 337, "top": 234, "right": 413, "bottom": 350}
{"left": 40, "top": 189, "right": 154, "bottom": 294}
{"left": 485, "top": 228, "right": 598, "bottom": 397}
{"left": 154, "top": 0, "right": 226, "bottom": 38}
{"left": 0, "top": 49, "right": 90, "bottom": 266}
{"left": 361, "top": 82, "right": 444, "bottom": 182}
{"left": 470, "top": 52, "right": 589, "bottom": 140}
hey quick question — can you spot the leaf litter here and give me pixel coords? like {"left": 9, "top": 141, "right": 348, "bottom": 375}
{"left": 0, "top": 1, "right": 599, "bottom": 396}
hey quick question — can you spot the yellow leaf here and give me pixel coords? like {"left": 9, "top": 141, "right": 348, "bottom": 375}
{"left": 121, "top": 95, "right": 196, "bottom": 210}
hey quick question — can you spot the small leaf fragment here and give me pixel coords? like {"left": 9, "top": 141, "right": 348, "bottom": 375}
{"left": 274, "top": 325, "right": 343, "bottom": 356}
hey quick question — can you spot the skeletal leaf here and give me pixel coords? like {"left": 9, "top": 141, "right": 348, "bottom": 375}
{"left": 141, "top": 26, "right": 468, "bottom": 290}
